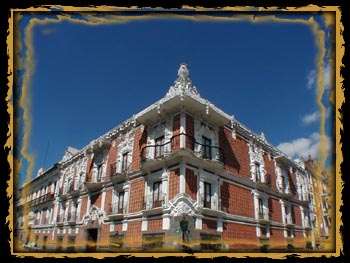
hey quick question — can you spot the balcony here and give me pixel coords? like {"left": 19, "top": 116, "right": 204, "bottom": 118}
{"left": 300, "top": 193, "right": 310, "bottom": 206}
{"left": 202, "top": 195, "right": 221, "bottom": 210}
{"left": 30, "top": 193, "right": 54, "bottom": 207}
{"left": 143, "top": 194, "right": 165, "bottom": 215}
{"left": 108, "top": 163, "right": 129, "bottom": 183}
{"left": 108, "top": 202, "right": 125, "bottom": 220}
{"left": 285, "top": 214, "right": 295, "bottom": 227}
{"left": 56, "top": 215, "right": 65, "bottom": 226}
{"left": 279, "top": 186, "right": 294, "bottom": 199}
{"left": 70, "top": 182, "right": 84, "bottom": 196}
{"left": 85, "top": 176, "right": 107, "bottom": 192}
{"left": 256, "top": 207, "right": 270, "bottom": 223}
{"left": 304, "top": 217, "right": 311, "bottom": 229}
{"left": 67, "top": 212, "right": 77, "bottom": 225}
{"left": 256, "top": 174, "right": 272, "bottom": 190}
{"left": 140, "top": 133, "right": 224, "bottom": 170}
{"left": 58, "top": 188, "right": 68, "bottom": 200}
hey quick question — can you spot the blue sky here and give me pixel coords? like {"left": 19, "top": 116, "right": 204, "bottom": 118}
{"left": 16, "top": 12, "right": 334, "bottom": 186}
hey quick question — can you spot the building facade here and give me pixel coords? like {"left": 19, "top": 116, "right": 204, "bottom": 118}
{"left": 15, "top": 64, "right": 331, "bottom": 253}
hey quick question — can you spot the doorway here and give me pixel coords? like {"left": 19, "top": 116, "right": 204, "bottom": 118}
{"left": 86, "top": 229, "right": 98, "bottom": 252}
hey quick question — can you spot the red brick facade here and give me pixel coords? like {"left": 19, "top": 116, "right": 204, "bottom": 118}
{"left": 148, "top": 218, "right": 163, "bottom": 231}
{"left": 169, "top": 168, "right": 180, "bottom": 200}
{"left": 185, "top": 168, "right": 197, "bottom": 200}
{"left": 263, "top": 153, "right": 278, "bottom": 192}
{"left": 223, "top": 222, "right": 257, "bottom": 249}
{"left": 131, "top": 125, "right": 147, "bottom": 172}
{"left": 219, "top": 127, "right": 251, "bottom": 180}
{"left": 106, "top": 139, "right": 119, "bottom": 178}
{"left": 221, "top": 182, "right": 254, "bottom": 217}
{"left": 128, "top": 179, "right": 145, "bottom": 213}
{"left": 268, "top": 197, "right": 283, "bottom": 223}
{"left": 125, "top": 221, "right": 142, "bottom": 248}
{"left": 202, "top": 219, "right": 217, "bottom": 230}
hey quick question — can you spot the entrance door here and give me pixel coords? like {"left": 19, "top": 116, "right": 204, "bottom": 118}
{"left": 86, "top": 229, "right": 98, "bottom": 252}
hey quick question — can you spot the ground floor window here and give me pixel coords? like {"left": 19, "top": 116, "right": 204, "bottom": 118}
{"left": 67, "top": 236, "right": 76, "bottom": 252}
{"left": 142, "top": 233, "right": 164, "bottom": 250}
{"left": 42, "top": 236, "right": 48, "bottom": 250}
{"left": 200, "top": 233, "right": 221, "bottom": 251}
{"left": 109, "top": 233, "right": 124, "bottom": 251}
{"left": 56, "top": 236, "right": 63, "bottom": 252}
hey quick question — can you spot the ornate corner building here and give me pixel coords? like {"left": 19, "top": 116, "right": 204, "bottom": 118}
{"left": 14, "top": 64, "right": 332, "bottom": 253}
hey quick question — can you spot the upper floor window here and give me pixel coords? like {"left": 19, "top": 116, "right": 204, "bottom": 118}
{"left": 118, "top": 191, "right": 125, "bottom": 213}
{"left": 97, "top": 164, "right": 103, "bottom": 181}
{"left": 202, "top": 136, "right": 212, "bottom": 159}
{"left": 255, "top": 162, "right": 261, "bottom": 182}
{"left": 155, "top": 136, "right": 164, "bottom": 158}
{"left": 122, "top": 152, "right": 129, "bottom": 172}
{"left": 152, "top": 181, "right": 162, "bottom": 208}
{"left": 204, "top": 182, "right": 212, "bottom": 208}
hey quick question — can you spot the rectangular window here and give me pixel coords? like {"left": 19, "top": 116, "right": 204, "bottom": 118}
{"left": 155, "top": 136, "right": 165, "bottom": 158}
{"left": 255, "top": 162, "right": 261, "bottom": 182}
{"left": 142, "top": 233, "right": 164, "bottom": 250}
{"left": 200, "top": 233, "right": 221, "bottom": 251}
{"left": 202, "top": 136, "right": 212, "bottom": 159}
{"left": 287, "top": 227, "right": 294, "bottom": 238}
{"left": 258, "top": 198, "right": 264, "bottom": 219}
{"left": 204, "top": 182, "right": 211, "bottom": 208}
{"left": 67, "top": 236, "right": 76, "bottom": 252}
{"left": 122, "top": 153, "right": 129, "bottom": 172}
{"left": 97, "top": 164, "right": 103, "bottom": 181}
{"left": 56, "top": 236, "right": 63, "bottom": 252}
{"left": 110, "top": 233, "right": 124, "bottom": 251}
{"left": 153, "top": 181, "right": 162, "bottom": 208}
{"left": 118, "top": 191, "right": 125, "bottom": 213}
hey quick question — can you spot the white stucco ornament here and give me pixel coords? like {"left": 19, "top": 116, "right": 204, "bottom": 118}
{"left": 166, "top": 63, "right": 199, "bottom": 97}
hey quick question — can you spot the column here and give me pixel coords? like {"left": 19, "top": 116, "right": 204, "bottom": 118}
{"left": 101, "top": 190, "right": 106, "bottom": 211}
{"left": 123, "top": 184, "right": 130, "bottom": 214}
{"left": 253, "top": 191, "right": 260, "bottom": 220}
{"left": 161, "top": 169, "right": 169, "bottom": 206}
{"left": 195, "top": 215, "right": 203, "bottom": 230}
{"left": 279, "top": 200, "right": 287, "bottom": 237}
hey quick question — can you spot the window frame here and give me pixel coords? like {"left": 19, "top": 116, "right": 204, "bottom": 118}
{"left": 202, "top": 136, "right": 212, "bottom": 159}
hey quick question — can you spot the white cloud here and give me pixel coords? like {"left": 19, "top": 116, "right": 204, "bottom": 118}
{"left": 307, "top": 69, "right": 316, "bottom": 89}
{"left": 302, "top": 111, "right": 320, "bottom": 125}
{"left": 301, "top": 107, "right": 331, "bottom": 126}
{"left": 277, "top": 132, "right": 331, "bottom": 160}
{"left": 306, "top": 64, "right": 331, "bottom": 90}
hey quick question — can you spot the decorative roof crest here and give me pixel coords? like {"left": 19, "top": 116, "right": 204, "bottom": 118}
{"left": 166, "top": 63, "right": 199, "bottom": 97}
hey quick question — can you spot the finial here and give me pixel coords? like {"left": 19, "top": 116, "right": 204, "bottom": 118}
{"left": 166, "top": 63, "right": 199, "bottom": 97}
{"left": 178, "top": 63, "right": 189, "bottom": 79}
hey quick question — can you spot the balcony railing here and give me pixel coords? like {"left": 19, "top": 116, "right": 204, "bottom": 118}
{"left": 107, "top": 162, "right": 130, "bottom": 183}
{"left": 57, "top": 215, "right": 65, "bottom": 225}
{"left": 256, "top": 174, "right": 272, "bottom": 189}
{"left": 279, "top": 186, "right": 294, "bottom": 199}
{"left": 144, "top": 194, "right": 165, "bottom": 210}
{"left": 69, "top": 181, "right": 84, "bottom": 195}
{"left": 109, "top": 202, "right": 125, "bottom": 215}
{"left": 285, "top": 214, "right": 295, "bottom": 226}
{"left": 140, "top": 133, "right": 224, "bottom": 163}
{"left": 67, "top": 212, "right": 77, "bottom": 224}
{"left": 202, "top": 195, "right": 221, "bottom": 210}
{"left": 256, "top": 207, "right": 269, "bottom": 222}
{"left": 30, "top": 193, "right": 54, "bottom": 207}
